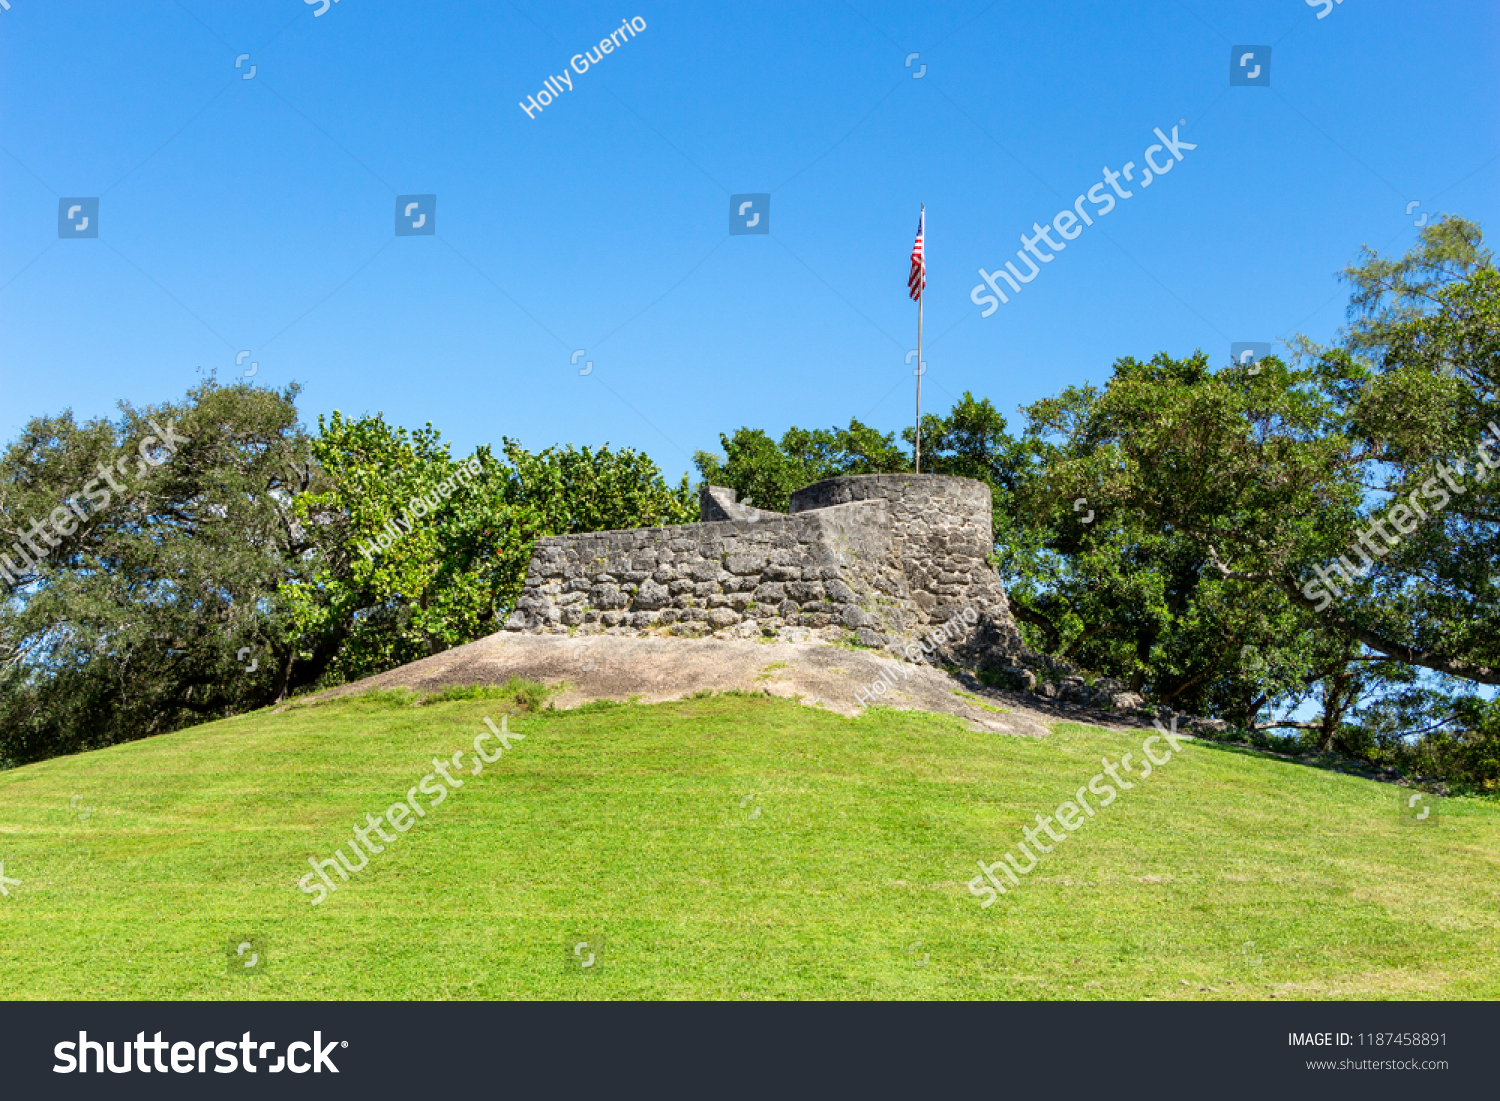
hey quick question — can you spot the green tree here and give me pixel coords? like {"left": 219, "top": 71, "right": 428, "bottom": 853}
{"left": 1075, "top": 219, "right": 1500, "bottom": 686}
{"left": 285, "top": 422, "right": 695, "bottom": 689}
{"left": 504, "top": 439, "right": 695, "bottom": 536}
{"left": 281, "top": 411, "right": 506, "bottom": 687}
{"left": 694, "top": 419, "right": 908, "bottom": 512}
{"left": 0, "top": 380, "right": 321, "bottom": 764}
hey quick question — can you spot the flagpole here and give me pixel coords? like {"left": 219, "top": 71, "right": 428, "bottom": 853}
{"left": 915, "top": 203, "right": 924, "bottom": 475}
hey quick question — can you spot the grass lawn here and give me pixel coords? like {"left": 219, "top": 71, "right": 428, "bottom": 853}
{"left": 1, "top": 690, "right": 1497, "bottom": 1000}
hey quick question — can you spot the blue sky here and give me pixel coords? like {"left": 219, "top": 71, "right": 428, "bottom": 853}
{"left": 2, "top": 0, "right": 1496, "bottom": 482}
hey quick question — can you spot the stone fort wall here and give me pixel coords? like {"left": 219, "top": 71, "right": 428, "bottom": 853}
{"left": 505, "top": 474, "right": 1025, "bottom": 665}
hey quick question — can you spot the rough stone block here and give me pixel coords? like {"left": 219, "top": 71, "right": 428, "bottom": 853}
{"left": 786, "top": 580, "right": 824, "bottom": 602}
{"left": 725, "top": 552, "right": 767, "bottom": 575}
{"left": 589, "top": 584, "right": 628, "bottom": 610}
{"left": 706, "top": 608, "right": 740, "bottom": 629}
{"left": 634, "top": 580, "right": 671, "bottom": 610}
{"left": 824, "top": 579, "right": 857, "bottom": 603}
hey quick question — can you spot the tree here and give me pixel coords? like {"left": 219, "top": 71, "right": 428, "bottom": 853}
{"left": 285, "top": 422, "right": 696, "bottom": 690}
{"left": 694, "top": 419, "right": 908, "bottom": 512}
{"left": 280, "top": 411, "right": 506, "bottom": 688}
{"left": 1054, "top": 219, "right": 1500, "bottom": 686}
{"left": 0, "top": 380, "right": 321, "bottom": 764}
{"left": 0, "top": 383, "right": 699, "bottom": 765}
{"left": 504, "top": 439, "right": 696, "bottom": 536}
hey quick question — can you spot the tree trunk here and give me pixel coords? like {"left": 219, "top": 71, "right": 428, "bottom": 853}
{"left": 272, "top": 643, "right": 296, "bottom": 704}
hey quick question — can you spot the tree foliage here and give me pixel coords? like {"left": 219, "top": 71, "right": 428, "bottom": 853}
{"left": 694, "top": 419, "right": 909, "bottom": 512}
{"left": 0, "top": 381, "right": 320, "bottom": 764}
{"left": 282, "top": 420, "right": 696, "bottom": 690}
{"left": 0, "top": 385, "right": 696, "bottom": 766}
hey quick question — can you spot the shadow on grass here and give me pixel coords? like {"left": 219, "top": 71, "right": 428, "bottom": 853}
{"left": 1053, "top": 717, "right": 1455, "bottom": 795}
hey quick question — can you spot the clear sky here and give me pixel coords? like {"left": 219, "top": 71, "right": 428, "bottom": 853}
{"left": 2, "top": 0, "right": 1496, "bottom": 482}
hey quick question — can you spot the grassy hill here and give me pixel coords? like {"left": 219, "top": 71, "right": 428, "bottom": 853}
{"left": 1, "top": 688, "right": 1497, "bottom": 1000}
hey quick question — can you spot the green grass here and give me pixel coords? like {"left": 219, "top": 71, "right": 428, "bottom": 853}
{"left": 1, "top": 693, "right": 1497, "bottom": 1000}
{"left": 951, "top": 689, "right": 1010, "bottom": 714}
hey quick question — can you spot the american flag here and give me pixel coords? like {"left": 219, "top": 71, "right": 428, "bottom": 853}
{"left": 908, "top": 208, "right": 925, "bottom": 301}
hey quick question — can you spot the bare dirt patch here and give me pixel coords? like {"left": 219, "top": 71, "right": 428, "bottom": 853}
{"left": 305, "top": 632, "right": 1106, "bottom": 737}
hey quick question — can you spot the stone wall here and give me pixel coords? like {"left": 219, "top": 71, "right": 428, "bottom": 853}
{"left": 790, "top": 474, "right": 1004, "bottom": 627}
{"left": 505, "top": 474, "right": 1026, "bottom": 667}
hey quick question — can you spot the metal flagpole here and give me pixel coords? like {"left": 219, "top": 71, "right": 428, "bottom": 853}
{"left": 915, "top": 203, "right": 923, "bottom": 475}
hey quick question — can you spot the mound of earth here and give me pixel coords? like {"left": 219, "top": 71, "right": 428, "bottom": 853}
{"left": 308, "top": 632, "right": 1152, "bottom": 738}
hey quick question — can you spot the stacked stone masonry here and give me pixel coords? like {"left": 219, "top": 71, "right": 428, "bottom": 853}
{"left": 506, "top": 474, "right": 1027, "bottom": 667}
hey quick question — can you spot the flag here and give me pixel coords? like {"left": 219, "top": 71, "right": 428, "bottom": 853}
{"left": 908, "top": 208, "right": 925, "bottom": 301}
